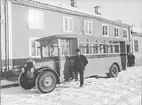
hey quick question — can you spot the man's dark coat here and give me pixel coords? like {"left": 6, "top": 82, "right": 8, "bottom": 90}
{"left": 73, "top": 55, "right": 88, "bottom": 72}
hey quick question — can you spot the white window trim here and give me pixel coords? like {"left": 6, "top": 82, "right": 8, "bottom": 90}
{"left": 63, "top": 16, "right": 74, "bottom": 32}
{"left": 114, "top": 26, "right": 119, "bottom": 38}
{"left": 29, "top": 37, "right": 41, "bottom": 58}
{"left": 102, "top": 24, "right": 109, "bottom": 36}
{"left": 84, "top": 20, "right": 93, "bottom": 35}
{"left": 123, "top": 28, "right": 128, "bottom": 39}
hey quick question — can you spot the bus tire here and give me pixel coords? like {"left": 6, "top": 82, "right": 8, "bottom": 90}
{"left": 18, "top": 73, "right": 35, "bottom": 90}
{"left": 109, "top": 63, "right": 119, "bottom": 78}
{"left": 36, "top": 71, "right": 57, "bottom": 93}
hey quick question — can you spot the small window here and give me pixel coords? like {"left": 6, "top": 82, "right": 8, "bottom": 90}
{"left": 99, "top": 44, "right": 109, "bottom": 54}
{"left": 102, "top": 24, "right": 109, "bottom": 36}
{"left": 79, "top": 43, "right": 88, "bottom": 54}
{"left": 29, "top": 37, "right": 40, "bottom": 58}
{"left": 123, "top": 29, "right": 128, "bottom": 38}
{"left": 28, "top": 9, "right": 44, "bottom": 30}
{"left": 114, "top": 27, "right": 119, "bottom": 37}
{"left": 84, "top": 20, "right": 93, "bottom": 35}
{"left": 134, "top": 40, "right": 139, "bottom": 52}
{"left": 63, "top": 16, "right": 74, "bottom": 32}
{"left": 99, "top": 44, "right": 105, "bottom": 54}
{"left": 114, "top": 45, "right": 120, "bottom": 53}
{"left": 89, "top": 44, "right": 98, "bottom": 54}
{"left": 107, "top": 45, "right": 113, "bottom": 53}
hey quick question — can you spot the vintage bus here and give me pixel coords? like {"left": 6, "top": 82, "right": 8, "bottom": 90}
{"left": 19, "top": 33, "right": 129, "bottom": 93}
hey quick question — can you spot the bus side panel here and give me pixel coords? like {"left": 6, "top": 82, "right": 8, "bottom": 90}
{"left": 84, "top": 56, "right": 122, "bottom": 77}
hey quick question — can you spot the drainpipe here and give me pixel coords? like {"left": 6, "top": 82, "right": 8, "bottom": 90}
{"left": 4, "top": 0, "right": 9, "bottom": 75}
{"left": 0, "top": 0, "right": 2, "bottom": 78}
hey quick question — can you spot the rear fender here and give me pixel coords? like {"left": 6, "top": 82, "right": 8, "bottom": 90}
{"left": 35, "top": 68, "right": 60, "bottom": 84}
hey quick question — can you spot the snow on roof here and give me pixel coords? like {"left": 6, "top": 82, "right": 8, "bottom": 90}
{"left": 132, "top": 27, "right": 142, "bottom": 33}
{"left": 31, "top": 0, "right": 130, "bottom": 26}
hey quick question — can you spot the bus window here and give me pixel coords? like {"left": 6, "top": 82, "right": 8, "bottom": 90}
{"left": 89, "top": 44, "right": 94, "bottom": 54}
{"left": 60, "top": 39, "right": 70, "bottom": 56}
{"left": 99, "top": 44, "right": 105, "bottom": 54}
{"left": 107, "top": 44, "right": 113, "bottom": 53}
{"left": 79, "top": 43, "right": 87, "bottom": 54}
{"left": 89, "top": 44, "right": 98, "bottom": 54}
{"left": 42, "top": 46, "right": 49, "bottom": 57}
{"left": 114, "top": 44, "right": 120, "bottom": 53}
{"left": 42, "top": 39, "right": 58, "bottom": 57}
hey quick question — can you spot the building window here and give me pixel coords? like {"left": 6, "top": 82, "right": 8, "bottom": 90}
{"left": 84, "top": 20, "right": 93, "bottom": 34}
{"left": 134, "top": 40, "right": 139, "bottom": 52}
{"left": 102, "top": 24, "right": 109, "bottom": 36}
{"left": 123, "top": 29, "right": 128, "bottom": 38}
{"left": 63, "top": 16, "right": 74, "bottom": 32}
{"left": 28, "top": 9, "right": 44, "bottom": 30}
{"left": 114, "top": 27, "right": 119, "bottom": 37}
{"left": 29, "top": 37, "right": 40, "bottom": 58}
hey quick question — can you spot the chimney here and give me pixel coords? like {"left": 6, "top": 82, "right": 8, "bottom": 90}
{"left": 94, "top": 6, "right": 101, "bottom": 15}
{"left": 71, "top": 0, "right": 77, "bottom": 7}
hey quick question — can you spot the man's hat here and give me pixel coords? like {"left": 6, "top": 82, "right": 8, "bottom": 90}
{"left": 76, "top": 48, "right": 80, "bottom": 52}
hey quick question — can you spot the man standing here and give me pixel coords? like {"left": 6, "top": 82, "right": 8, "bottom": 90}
{"left": 73, "top": 48, "right": 88, "bottom": 87}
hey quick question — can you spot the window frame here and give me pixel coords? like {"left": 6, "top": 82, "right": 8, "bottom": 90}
{"left": 134, "top": 40, "right": 139, "bottom": 52}
{"left": 114, "top": 26, "right": 119, "bottom": 38}
{"left": 102, "top": 24, "right": 109, "bottom": 36}
{"left": 29, "top": 37, "right": 41, "bottom": 58}
{"left": 63, "top": 16, "right": 74, "bottom": 33}
{"left": 84, "top": 20, "right": 93, "bottom": 35}
{"left": 123, "top": 28, "right": 128, "bottom": 39}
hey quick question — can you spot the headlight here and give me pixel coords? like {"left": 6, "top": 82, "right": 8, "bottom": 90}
{"left": 31, "top": 68, "right": 35, "bottom": 73}
{"left": 21, "top": 68, "right": 25, "bottom": 73}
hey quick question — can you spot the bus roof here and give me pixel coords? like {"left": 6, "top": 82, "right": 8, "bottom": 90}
{"left": 36, "top": 33, "right": 77, "bottom": 42}
{"left": 36, "top": 33, "right": 130, "bottom": 45}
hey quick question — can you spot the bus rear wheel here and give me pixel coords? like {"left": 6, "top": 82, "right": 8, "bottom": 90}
{"left": 36, "top": 71, "right": 57, "bottom": 93}
{"left": 109, "top": 64, "right": 119, "bottom": 78}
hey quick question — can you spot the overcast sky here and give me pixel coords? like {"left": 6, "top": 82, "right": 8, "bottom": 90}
{"left": 47, "top": 0, "right": 142, "bottom": 29}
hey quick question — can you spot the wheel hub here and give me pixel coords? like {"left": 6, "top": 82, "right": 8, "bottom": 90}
{"left": 43, "top": 76, "right": 52, "bottom": 87}
{"left": 112, "top": 67, "right": 117, "bottom": 74}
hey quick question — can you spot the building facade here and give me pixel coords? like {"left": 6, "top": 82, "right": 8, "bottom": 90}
{"left": 132, "top": 28, "right": 142, "bottom": 65}
{"left": 1, "top": 0, "right": 131, "bottom": 70}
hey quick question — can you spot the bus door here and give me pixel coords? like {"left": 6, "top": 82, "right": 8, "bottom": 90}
{"left": 59, "top": 38, "right": 78, "bottom": 81}
{"left": 120, "top": 41, "right": 127, "bottom": 70}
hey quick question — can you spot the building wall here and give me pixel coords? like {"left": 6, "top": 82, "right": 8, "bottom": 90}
{"left": 12, "top": 3, "right": 63, "bottom": 59}
{"left": 10, "top": 2, "right": 130, "bottom": 65}
{"left": 133, "top": 35, "right": 142, "bottom": 65}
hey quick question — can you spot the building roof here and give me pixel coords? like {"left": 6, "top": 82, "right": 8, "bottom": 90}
{"left": 11, "top": 0, "right": 131, "bottom": 28}
{"left": 132, "top": 27, "right": 142, "bottom": 37}
{"left": 132, "top": 27, "right": 142, "bottom": 33}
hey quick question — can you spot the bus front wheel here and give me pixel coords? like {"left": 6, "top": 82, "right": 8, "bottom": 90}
{"left": 109, "top": 64, "right": 119, "bottom": 78}
{"left": 36, "top": 71, "right": 57, "bottom": 93}
{"left": 19, "top": 73, "right": 35, "bottom": 90}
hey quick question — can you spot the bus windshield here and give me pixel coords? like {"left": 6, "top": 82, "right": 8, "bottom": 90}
{"left": 41, "top": 39, "right": 58, "bottom": 57}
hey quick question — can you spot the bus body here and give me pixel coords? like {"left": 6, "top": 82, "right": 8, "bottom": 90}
{"left": 19, "top": 33, "right": 128, "bottom": 93}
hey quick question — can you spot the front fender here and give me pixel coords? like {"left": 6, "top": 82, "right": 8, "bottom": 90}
{"left": 35, "top": 67, "right": 60, "bottom": 84}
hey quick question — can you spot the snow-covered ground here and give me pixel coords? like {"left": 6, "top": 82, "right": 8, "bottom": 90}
{"left": 1, "top": 66, "right": 142, "bottom": 105}
{"left": 1, "top": 80, "right": 18, "bottom": 87}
